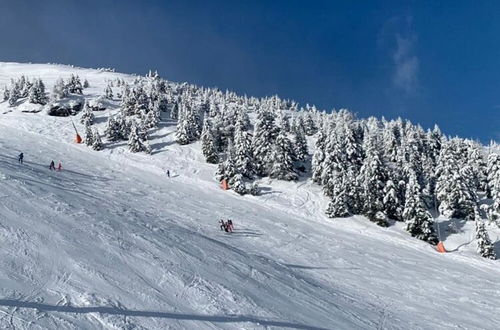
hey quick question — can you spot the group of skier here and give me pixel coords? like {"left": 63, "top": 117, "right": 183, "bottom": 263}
{"left": 219, "top": 219, "right": 234, "bottom": 233}
{"left": 49, "top": 160, "right": 63, "bottom": 171}
{"left": 18, "top": 153, "right": 62, "bottom": 171}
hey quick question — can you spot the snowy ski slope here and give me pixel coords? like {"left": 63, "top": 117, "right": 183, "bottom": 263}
{"left": 1, "top": 62, "right": 500, "bottom": 329}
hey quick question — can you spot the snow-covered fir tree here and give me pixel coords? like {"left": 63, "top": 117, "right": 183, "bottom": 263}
{"left": 229, "top": 173, "right": 247, "bottom": 195}
{"left": 325, "top": 171, "right": 350, "bottom": 218}
{"left": 175, "top": 105, "right": 195, "bottom": 145}
{"left": 92, "top": 129, "right": 103, "bottom": 151}
{"left": 489, "top": 168, "right": 500, "bottom": 222}
{"left": 104, "top": 116, "right": 122, "bottom": 141}
{"left": 303, "top": 111, "right": 317, "bottom": 136}
{"left": 84, "top": 122, "right": 93, "bottom": 147}
{"left": 359, "top": 132, "right": 388, "bottom": 226}
{"left": 80, "top": 101, "right": 95, "bottom": 125}
{"left": 233, "top": 122, "right": 254, "bottom": 178}
{"left": 67, "top": 74, "right": 83, "bottom": 94}
{"left": 436, "top": 139, "right": 477, "bottom": 220}
{"left": 216, "top": 148, "right": 237, "bottom": 184}
{"left": 28, "top": 79, "right": 47, "bottom": 105}
{"left": 311, "top": 125, "right": 327, "bottom": 184}
{"left": 293, "top": 126, "right": 308, "bottom": 162}
{"left": 8, "top": 81, "right": 20, "bottom": 106}
{"left": 52, "top": 78, "right": 69, "bottom": 100}
{"left": 475, "top": 219, "right": 496, "bottom": 259}
{"left": 402, "top": 172, "right": 438, "bottom": 244}
{"left": 270, "top": 128, "right": 297, "bottom": 181}
{"left": 383, "top": 178, "right": 403, "bottom": 221}
{"left": 200, "top": 118, "right": 219, "bottom": 164}
{"left": 128, "top": 121, "right": 151, "bottom": 153}
{"left": 2, "top": 86, "right": 9, "bottom": 101}
{"left": 466, "top": 140, "right": 488, "bottom": 192}
{"left": 105, "top": 84, "right": 114, "bottom": 99}
{"left": 487, "top": 153, "right": 500, "bottom": 199}
{"left": 252, "top": 110, "right": 278, "bottom": 176}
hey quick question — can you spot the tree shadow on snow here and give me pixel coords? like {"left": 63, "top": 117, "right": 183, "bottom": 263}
{"left": 0, "top": 299, "right": 329, "bottom": 330}
{"left": 151, "top": 141, "right": 177, "bottom": 155}
{"left": 283, "top": 264, "right": 330, "bottom": 270}
{"left": 435, "top": 218, "right": 468, "bottom": 241}
{"left": 493, "top": 240, "right": 500, "bottom": 257}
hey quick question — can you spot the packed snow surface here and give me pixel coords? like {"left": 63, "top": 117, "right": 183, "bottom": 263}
{"left": 1, "top": 62, "right": 500, "bottom": 329}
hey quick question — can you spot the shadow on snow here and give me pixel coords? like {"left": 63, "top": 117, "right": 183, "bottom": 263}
{"left": 0, "top": 299, "right": 329, "bottom": 330}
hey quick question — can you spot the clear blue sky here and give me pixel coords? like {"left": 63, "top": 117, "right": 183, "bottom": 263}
{"left": 1, "top": 0, "right": 498, "bottom": 142}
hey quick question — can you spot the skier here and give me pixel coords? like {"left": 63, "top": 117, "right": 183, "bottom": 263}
{"left": 219, "top": 219, "right": 226, "bottom": 231}
{"left": 18, "top": 152, "right": 23, "bottom": 164}
{"left": 166, "top": 169, "right": 170, "bottom": 178}
{"left": 49, "top": 160, "right": 55, "bottom": 170}
{"left": 57, "top": 162, "right": 62, "bottom": 171}
{"left": 227, "top": 219, "right": 234, "bottom": 232}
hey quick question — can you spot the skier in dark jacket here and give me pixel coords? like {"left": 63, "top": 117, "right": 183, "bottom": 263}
{"left": 49, "top": 160, "right": 55, "bottom": 170}
{"left": 227, "top": 220, "right": 234, "bottom": 232}
{"left": 219, "top": 219, "right": 226, "bottom": 231}
{"left": 18, "top": 153, "right": 23, "bottom": 164}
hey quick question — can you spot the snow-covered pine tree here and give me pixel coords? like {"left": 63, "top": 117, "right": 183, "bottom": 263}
{"left": 117, "top": 115, "right": 132, "bottom": 140}
{"left": 475, "top": 219, "right": 496, "bottom": 259}
{"left": 325, "top": 171, "right": 350, "bottom": 218}
{"left": 311, "top": 124, "right": 327, "bottom": 184}
{"left": 233, "top": 122, "right": 254, "bottom": 178}
{"left": 92, "top": 129, "right": 103, "bottom": 151}
{"left": 249, "top": 181, "right": 259, "bottom": 196}
{"left": 216, "top": 148, "right": 237, "bottom": 184}
{"left": 466, "top": 140, "right": 488, "bottom": 192}
{"left": 28, "top": 79, "right": 48, "bottom": 105}
{"left": 383, "top": 178, "right": 403, "bottom": 221}
{"left": 436, "top": 139, "right": 477, "bottom": 220}
{"left": 359, "top": 132, "right": 388, "bottom": 226}
{"left": 17, "top": 76, "right": 27, "bottom": 98}
{"left": 252, "top": 110, "right": 278, "bottom": 176}
{"left": 236, "top": 108, "right": 251, "bottom": 131}
{"left": 229, "top": 173, "right": 247, "bottom": 195}
{"left": 489, "top": 168, "right": 500, "bottom": 222}
{"left": 270, "top": 128, "right": 297, "bottom": 181}
{"left": 402, "top": 171, "right": 439, "bottom": 244}
{"left": 67, "top": 74, "right": 83, "bottom": 94}
{"left": 382, "top": 121, "right": 400, "bottom": 162}
{"left": 293, "top": 125, "right": 308, "bottom": 162}
{"left": 80, "top": 101, "right": 95, "bottom": 125}
{"left": 201, "top": 118, "right": 219, "bottom": 164}
{"left": 487, "top": 153, "right": 500, "bottom": 199}
{"left": 20, "top": 78, "right": 32, "bottom": 99}
{"left": 186, "top": 104, "right": 202, "bottom": 139}
{"left": 105, "top": 84, "right": 114, "bottom": 99}
{"left": 128, "top": 121, "right": 151, "bottom": 153}
{"left": 8, "top": 81, "right": 20, "bottom": 106}
{"left": 2, "top": 86, "right": 9, "bottom": 101}
{"left": 52, "top": 78, "right": 68, "bottom": 100}
{"left": 85, "top": 122, "right": 93, "bottom": 147}
{"left": 104, "top": 116, "right": 121, "bottom": 141}
{"left": 303, "top": 111, "right": 317, "bottom": 136}
{"left": 144, "top": 106, "right": 160, "bottom": 129}
{"left": 175, "top": 105, "right": 194, "bottom": 145}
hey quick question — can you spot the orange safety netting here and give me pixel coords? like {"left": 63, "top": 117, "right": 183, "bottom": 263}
{"left": 436, "top": 241, "right": 447, "bottom": 253}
